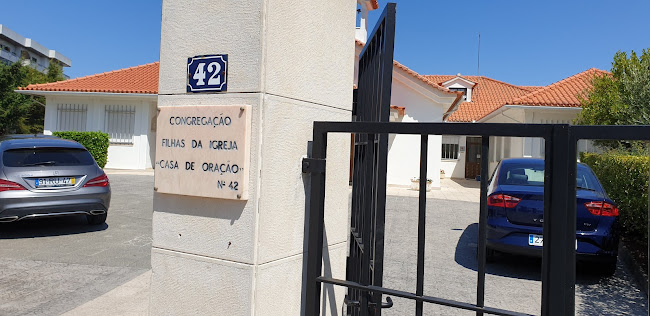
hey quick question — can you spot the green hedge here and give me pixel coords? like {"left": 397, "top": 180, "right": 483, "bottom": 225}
{"left": 53, "top": 131, "right": 109, "bottom": 168}
{"left": 580, "top": 152, "right": 649, "bottom": 238}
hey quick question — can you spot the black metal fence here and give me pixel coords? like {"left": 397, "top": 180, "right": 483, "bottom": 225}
{"left": 302, "top": 122, "right": 650, "bottom": 316}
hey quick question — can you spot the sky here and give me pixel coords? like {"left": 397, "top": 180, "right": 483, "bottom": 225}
{"left": 1, "top": 1, "right": 648, "bottom": 86}
{"left": 0, "top": 0, "right": 162, "bottom": 79}
{"left": 368, "top": 0, "right": 650, "bottom": 86}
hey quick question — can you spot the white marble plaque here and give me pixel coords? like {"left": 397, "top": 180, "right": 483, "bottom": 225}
{"left": 154, "top": 105, "right": 251, "bottom": 200}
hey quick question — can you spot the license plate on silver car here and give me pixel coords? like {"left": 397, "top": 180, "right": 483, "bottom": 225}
{"left": 35, "top": 177, "right": 75, "bottom": 188}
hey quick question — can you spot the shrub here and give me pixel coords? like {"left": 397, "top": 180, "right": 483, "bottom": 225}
{"left": 580, "top": 152, "right": 649, "bottom": 238}
{"left": 53, "top": 131, "right": 109, "bottom": 168}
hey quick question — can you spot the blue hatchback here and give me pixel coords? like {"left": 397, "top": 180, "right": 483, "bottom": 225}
{"left": 486, "top": 158, "right": 619, "bottom": 274}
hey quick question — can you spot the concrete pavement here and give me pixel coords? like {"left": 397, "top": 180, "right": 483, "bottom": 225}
{"left": 0, "top": 173, "right": 153, "bottom": 316}
{"left": 17, "top": 176, "right": 645, "bottom": 315}
{"left": 62, "top": 270, "right": 151, "bottom": 316}
{"left": 386, "top": 178, "right": 481, "bottom": 202}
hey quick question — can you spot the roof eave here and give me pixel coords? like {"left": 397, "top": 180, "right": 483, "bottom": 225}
{"left": 441, "top": 76, "right": 477, "bottom": 87}
{"left": 505, "top": 104, "right": 583, "bottom": 111}
{"left": 393, "top": 70, "right": 459, "bottom": 102}
{"left": 15, "top": 89, "right": 158, "bottom": 100}
{"left": 477, "top": 104, "right": 583, "bottom": 123}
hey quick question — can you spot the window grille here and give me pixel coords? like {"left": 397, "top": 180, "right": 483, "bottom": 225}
{"left": 56, "top": 103, "right": 88, "bottom": 131}
{"left": 441, "top": 135, "right": 460, "bottom": 160}
{"left": 104, "top": 105, "right": 136, "bottom": 145}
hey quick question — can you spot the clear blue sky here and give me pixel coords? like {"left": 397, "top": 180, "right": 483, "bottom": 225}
{"left": 368, "top": 0, "right": 650, "bottom": 86}
{"left": 1, "top": 1, "right": 648, "bottom": 86}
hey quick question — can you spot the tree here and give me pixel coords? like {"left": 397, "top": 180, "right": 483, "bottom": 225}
{"left": 576, "top": 49, "right": 650, "bottom": 151}
{"left": 0, "top": 60, "right": 65, "bottom": 134}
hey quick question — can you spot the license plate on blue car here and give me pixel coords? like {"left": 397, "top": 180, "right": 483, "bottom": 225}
{"left": 528, "top": 234, "right": 578, "bottom": 249}
{"left": 528, "top": 234, "right": 543, "bottom": 246}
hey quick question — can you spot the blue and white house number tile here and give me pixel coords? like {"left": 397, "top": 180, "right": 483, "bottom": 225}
{"left": 187, "top": 54, "right": 228, "bottom": 93}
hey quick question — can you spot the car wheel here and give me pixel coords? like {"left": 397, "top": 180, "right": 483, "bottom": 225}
{"left": 486, "top": 247, "right": 496, "bottom": 263}
{"left": 477, "top": 246, "right": 497, "bottom": 263}
{"left": 598, "top": 258, "right": 617, "bottom": 276}
{"left": 87, "top": 213, "right": 107, "bottom": 225}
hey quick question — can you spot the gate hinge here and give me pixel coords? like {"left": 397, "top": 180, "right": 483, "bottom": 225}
{"left": 302, "top": 158, "right": 326, "bottom": 174}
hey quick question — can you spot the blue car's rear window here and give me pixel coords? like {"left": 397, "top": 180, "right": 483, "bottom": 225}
{"left": 498, "top": 163, "right": 600, "bottom": 190}
{"left": 3, "top": 148, "right": 95, "bottom": 167}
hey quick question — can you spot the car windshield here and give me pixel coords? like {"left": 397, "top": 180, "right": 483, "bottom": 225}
{"left": 498, "top": 162, "right": 600, "bottom": 190}
{"left": 3, "top": 148, "right": 95, "bottom": 167}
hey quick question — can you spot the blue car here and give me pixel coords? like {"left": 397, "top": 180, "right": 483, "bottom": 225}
{"left": 486, "top": 158, "right": 619, "bottom": 274}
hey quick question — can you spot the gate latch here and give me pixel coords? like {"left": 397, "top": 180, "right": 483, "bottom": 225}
{"left": 370, "top": 296, "right": 393, "bottom": 310}
{"left": 302, "top": 158, "right": 326, "bottom": 174}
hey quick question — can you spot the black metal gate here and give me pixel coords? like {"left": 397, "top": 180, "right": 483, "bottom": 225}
{"left": 345, "top": 3, "right": 396, "bottom": 315}
{"left": 301, "top": 3, "right": 650, "bottom": 316}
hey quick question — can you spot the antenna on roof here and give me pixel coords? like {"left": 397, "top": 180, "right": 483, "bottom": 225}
{"left": 477, "top": 32, "right": 481, "bottom": 77}
{"left": 475, "top": 32, "right": 481, "bottom": 100}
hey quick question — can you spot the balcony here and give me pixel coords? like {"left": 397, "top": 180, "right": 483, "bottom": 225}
{"left": 0, "top": 50, "right": 18, "bottom": 64}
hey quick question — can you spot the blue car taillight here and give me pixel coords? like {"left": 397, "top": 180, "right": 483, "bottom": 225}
{"left": 488, "top": 194, "right": 521, "bottom": 208}
{"left": 585, "top": 201, "right": 619, "bottom": 217}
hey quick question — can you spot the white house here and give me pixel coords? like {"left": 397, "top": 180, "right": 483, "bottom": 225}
{"left": 15, "top": 56, "right": 605, "bottom": 185}
{"left": 353, "top": 1, "right": 463, "bottom": 188}
{"left": 425, "top": 68, "right": 608, "bottom": 178}
{"left": 17, "top": 62, "right": 159, "bottom": 169}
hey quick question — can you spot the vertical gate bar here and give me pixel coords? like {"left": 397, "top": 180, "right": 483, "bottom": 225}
{"left": 361, "top": 133, "right": 376, "bottom": 315}
{"left": 371, "top": 131, "right": 389, "bottom": 315}
{"left": 415, "top": 135, "right": 428, "bottom": 316}
{"left": 371, "top": 5, "right": 394, "bottom": 313}
{"left": 541, "top": 125, "right": 575, "bottom": 316}
{"left": 476, "top": 136, "right": 490, "bottom": 316}
{"left": 566, "top": 131, "right": 577, "bottom": 315}
{"left": 304, "top": 127, "right": 328, "bottom": 316}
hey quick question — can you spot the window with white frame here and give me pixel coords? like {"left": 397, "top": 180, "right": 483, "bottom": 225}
{"left": 442, "top": 135, "right": 460, "bottom": 160}
{"left": 56, "top": 103, "right": 88, "bottom": 131}
{"left": 104, "top": 104, "right": 136, "bottom": 145}
{"left": 448, "top": 87, "right": 468, "bottom": 101}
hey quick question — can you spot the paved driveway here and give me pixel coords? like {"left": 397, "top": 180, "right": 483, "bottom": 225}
{"left": 381, "top": 195, "right": 647, "bottom": 315}
{"left": 0, "top": 173, "right": 153, "bottom": 316}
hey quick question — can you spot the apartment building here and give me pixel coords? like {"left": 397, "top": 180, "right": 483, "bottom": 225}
{"left": 0, "top": 24, "right": 71, "bottom": 74}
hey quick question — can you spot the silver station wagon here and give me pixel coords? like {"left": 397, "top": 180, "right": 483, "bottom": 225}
{"left": 0, "top": 135, "right": 110, "bottom": 224}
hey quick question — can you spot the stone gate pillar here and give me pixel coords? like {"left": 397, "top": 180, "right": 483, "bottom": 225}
{"left": 150, "top": 1, "right": 355, "bottom": 315}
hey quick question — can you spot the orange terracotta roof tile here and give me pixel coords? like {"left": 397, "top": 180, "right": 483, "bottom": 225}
{"left": 424, "top": 75, "right": 533, "bottom": 122}
{"left": 390, "top": 105, "right": 405, "bottom": 116}
{"left": 519, "top": 86, "right": 544, "bottom": 92}
{"left": 511, "top": 68, "right": 609, "bottom": 107}
{"left": 19, "top": 62, "right": 159, "bottom": 94}
{"left": 393, "top": 61, "right": 461, "bottom": 96}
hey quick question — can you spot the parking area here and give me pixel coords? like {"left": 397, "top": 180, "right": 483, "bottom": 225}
{"left": 0, "top": 174, "right": 646, "bottom": 315}
{"left": 0, "top": 172, "right": 153, "bottom": 316}
{"left": 382, "top": 187, "right": 648, "bottom": 315}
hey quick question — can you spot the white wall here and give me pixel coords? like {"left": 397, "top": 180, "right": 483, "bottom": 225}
{"left": 481, "top": 106, "right": 582, "bottom": 172}
{"left": 386, "top": 76, "right": 446, "bottom": 187}
{"left": 440, "top": 135, "right": 466, "bottom": 178}
{"left": 44, "top": 95, "right": 154, "bottom": 169}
